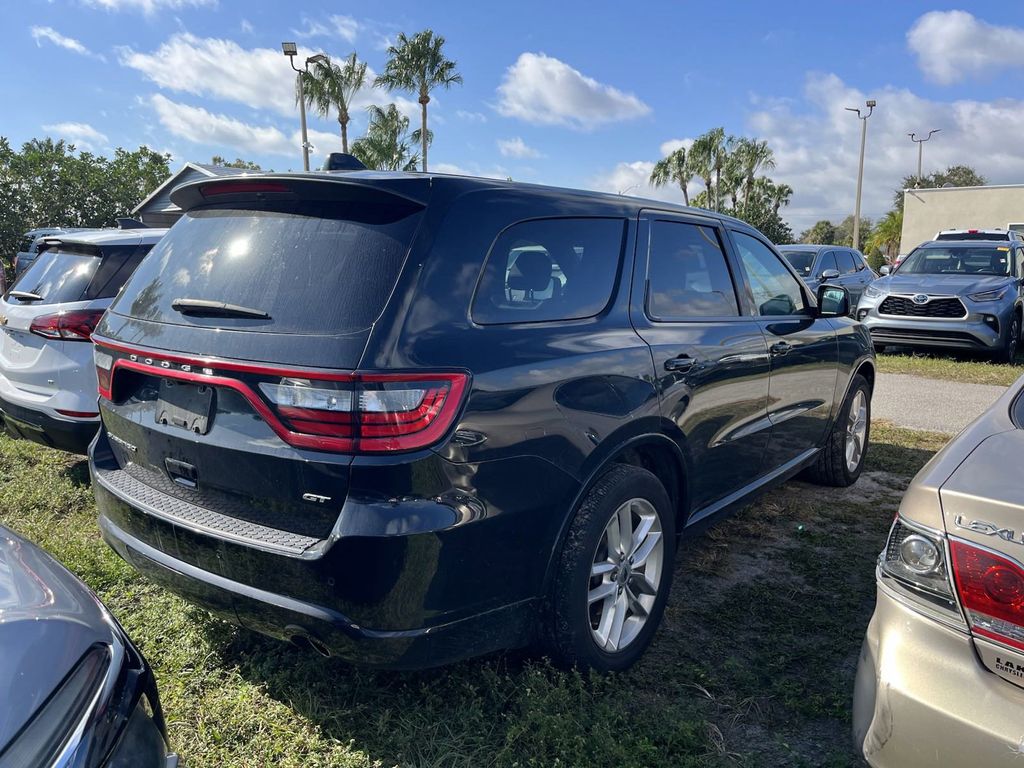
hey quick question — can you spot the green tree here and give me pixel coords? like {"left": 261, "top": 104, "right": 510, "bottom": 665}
{"left": 800, "top": 220, "right": 838, "bottom": 245}
{"left": 866, "top": 209, "right": 903, "bottom": 262}
{"left": 735, "top": 138, "right": 776, "bottom": 215}
{"left": 893, "top": 164, "right": 987, "bottom": 210}
{"left": 210, "top": 155, "right": 262, "bottom": 170}
{"left": 298, "top": 53, "right": 368, "bottom": 153}
{"left": 648, "top": 146, "right": 693, "bottom": 206}
{"left": 834, "top": 215, "right": 873, "bottom": 249}
{"left": 350, "top": 104, "right": 428, "bottom": 171}
{"left": 688, "top": 128, "right": 726, "bottom": 211}
{"left": 730, "top": 178, "right": 793, "bottom": 244}
{"left": 376, "top": 30, "right": 462, "bottom": 171}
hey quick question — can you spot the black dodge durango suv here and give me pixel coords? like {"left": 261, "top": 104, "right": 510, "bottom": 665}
{"left": 89, "top": 169, "right": 874, "bottom": 671}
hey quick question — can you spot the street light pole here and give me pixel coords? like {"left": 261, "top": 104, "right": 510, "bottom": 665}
{"left": 908, "top": 129, "right": 941, "bottom": 179}
{"left": 845, "top": 99, "right": 876, "bottom": 251}
{"left": 281, "top": 43, "right": 328, "bottom": 171}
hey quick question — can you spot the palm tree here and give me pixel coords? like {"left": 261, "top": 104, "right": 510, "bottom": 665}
{"left": 735, "top": 138, "right": 776, "bottom": 214}
{"left": 298, "top": 53, "right": 368, "bottom": 153}
{"left": 375, "top": 30, "right": 462, "bottom": 172}
{"left": 649, "top": 147, "right": 693, "bottom": 206}
{"left": 758, "top": 178, "right": 792, "bottom": 217}
{"left": 687, "top": 134, "right": 715, "bottom": 211}
{"left": 350, "top": 104, "right": 429, "bottom": 171}
{"left": 867, "top": 209, "right": 903, "bottom": 259}
{"left": 690, "top": 128, "right": 729, "bottom": 212}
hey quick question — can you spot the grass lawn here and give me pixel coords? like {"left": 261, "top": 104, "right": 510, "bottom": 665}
{"left": 876, "top": 348, "right": 1024, "bottom": 386}
{"left": 0, "top": 423, "right": 950, "bottom": 767}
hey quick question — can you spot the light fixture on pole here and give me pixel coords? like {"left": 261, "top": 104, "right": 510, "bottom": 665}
{"left": 845, "top": 99, "right": 876, "bottom": 251}
{"left": 281, "top": 43, "right": 328, "bottom": 171}
{"left": 908, "top": 129, "right": 940, "bottom": 180}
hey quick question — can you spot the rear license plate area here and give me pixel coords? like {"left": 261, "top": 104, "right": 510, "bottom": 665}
{"left": 155, "top": 379, "right": 214, "bottom": 434}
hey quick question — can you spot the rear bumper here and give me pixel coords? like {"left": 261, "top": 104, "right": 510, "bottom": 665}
{"left": 89, "top": 428, "right": 576, "bottom": 668}
{"left": 853, "top": 580, "right": 1024, "bottom": 766}
{"left": 0, "top": 391, "right": 98, "bottom": 454}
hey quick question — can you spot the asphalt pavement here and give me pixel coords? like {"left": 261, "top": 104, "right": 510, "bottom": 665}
{"left": 872, "top": 372, "right": 1008, "bottom": 434}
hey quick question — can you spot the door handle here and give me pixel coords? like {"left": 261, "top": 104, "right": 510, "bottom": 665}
{"left": 664, "top": 355, "right": 696, "bottom": 372}
{"left": 769, "top": 341, "right": 792, "bottom": 357}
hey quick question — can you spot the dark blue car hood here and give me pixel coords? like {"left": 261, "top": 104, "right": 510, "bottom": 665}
{"left": 0, "top": 527, "right": 114, "bottom": 751}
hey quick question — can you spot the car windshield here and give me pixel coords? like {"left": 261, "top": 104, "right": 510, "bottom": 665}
{"left": 781, "top": 250, "right": 814, "bottom": 274}
{"left": 896, "top": 245, "right": 1014, "bottom": 276}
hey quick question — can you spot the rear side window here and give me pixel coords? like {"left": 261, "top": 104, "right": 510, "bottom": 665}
{"left": 86, "top": 244, "right": 153, "bottom": 300}
{"left": 646, "top": 221, "right": 738, "bottom": 319}
{"left": 472, "top": 218, "right": 625, "bottom": 325}
{"left": 112, "top": 204, "right": 422, "bottom": 335}
{"left": 837, "top": 250, "right": 858, "bottom": 274}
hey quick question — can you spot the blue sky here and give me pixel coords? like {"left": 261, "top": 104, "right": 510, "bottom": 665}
{"left": 3, "top": 0, "right": 1024, "bottom": 231}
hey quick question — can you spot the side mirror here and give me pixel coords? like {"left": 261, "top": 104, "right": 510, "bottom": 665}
{"left": 817, "top": 284, "right": 849, "bottom": 318}
{"left": 820, "top": 268, "right": 841, "bottom": 280}
{"left": 879, "top": 265, "right": 891, "bottom": 276}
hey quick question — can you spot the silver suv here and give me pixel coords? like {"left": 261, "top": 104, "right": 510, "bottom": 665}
{"left": 856, "top": 239, "right": 1024, "bottom": 362}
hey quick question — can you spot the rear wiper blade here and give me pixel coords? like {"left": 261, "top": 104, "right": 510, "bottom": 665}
{"left": 171, "top": 298, "right": 270, "bottom": 319}
{"left": 8, "top": 290, "right": 43, "bottom": 301}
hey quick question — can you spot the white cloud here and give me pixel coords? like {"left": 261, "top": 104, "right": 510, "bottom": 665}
{"left": 83, "top": 0, "right": 214, "bottom": 12}
{"left": 587, "top": 159, "right": 700, "bottom": 202}
{"left": 908, "top": 11, "right": 1024, "bottom": 84}
{"left": 30, "top": 26, "right": 104, "bottom": 60}
{"left": 121, "top": 33, "right": 388, "bottom": 120}
{"left": 747, "top": 72, "right": 1024, "bottom": 232}
{"left": 240, "top": 19, "right": 253, "bottom": 34}
{"left": 497, "top": 137, "right": 543, "bottom": 159}
{"left": 292, "top": 15, "right": 359, "bottom": 43}
{"left": 434, "top": 162, "right": 508, "bottom": 180}
{"left": 42, "top": 122, "right": 109, "bottom": 152}
{"left": 496, "top": 52, "right": 651, "bottom": 129}
{"left": 456, "top": 109, "right": 487, "bottom": 123}
{"left": 659, "top": 137, "right": 693, "bottom": 156}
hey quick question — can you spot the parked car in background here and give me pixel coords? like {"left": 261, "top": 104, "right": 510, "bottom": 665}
{"left": 779, "top": 244, "right": 876, "bottom": 309}
{"left": 0, "top": 228, "right": 165, "bottom": 454}
{"left": 853, "top": 376, "right": 1024, "bottom": 766}
{"left": 13, "top": 227, "right": 92, "bottom": 277}
{"left": 935, "top": 228, "right": 1024, "bottom": 243}
{"left": 88, "top": 168, "right": 875, "bottom": 672}
{"left": 0, "top": 524, "right": 177, "bottom": 767}
{"left": 858, "top": 239, "right": 1024, "bottom": 361}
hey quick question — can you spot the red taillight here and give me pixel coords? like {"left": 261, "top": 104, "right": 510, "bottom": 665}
{"left": 258, "top": 374, "right": 467, "bottom": 452}
{"left": 30, "top": 309, "right": 105, "bottom": 342}
{"left": 952, "top": 540, "right": 1024, "bottom": 651}
{"left": 200, "top": 181, "right": 290, "bottom": 197}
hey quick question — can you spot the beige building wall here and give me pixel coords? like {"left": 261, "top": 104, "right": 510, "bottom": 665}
{"left": 900, "top": 185, "right": 1024, "bottom": 253}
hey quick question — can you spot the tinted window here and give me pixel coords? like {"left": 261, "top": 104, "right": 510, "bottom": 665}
{"left": 7, "top": 248, "right": 100, "bottom": 305}
{"left": 817, "top": 251, "right": 838, "bottom": 275}
{"left": 112, "top": 204, "right": 422, "bottom": 335}
{"left": 646, "top": 221, "right": 738, "bottom": 319}
{"left": 837, "top": 250, "right": 858, "bottom": 274}
{"left": 472, "top": 218, "right": 625, "bottom": 325}
{"left": 780, "top": 250, "right": 814, "bottom": 275}
{"left": 86, "top": 244, "right": 153, "bottom": 300}
{"left": 732, "top": 232, "right": 806, "bottom": 316}
{"left": 898, "top": 245, "right": 1012, "bottom": 276}
{"left": 936, "top": 232, "right": 1011, "bottom": 241}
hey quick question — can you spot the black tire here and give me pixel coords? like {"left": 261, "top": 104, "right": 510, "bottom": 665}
{"left": 545, "top": 464, "right": 676, "bottom": 672}
{"left": 995, "top": 314, "right": 1020, "bottom": 364}
{"left": 806, "top": 374, "right": 871, "bottom": 487}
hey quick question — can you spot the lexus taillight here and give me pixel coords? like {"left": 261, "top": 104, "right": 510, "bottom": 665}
{"left": 258, "top": 373, "right": 467, "bottom": 452}
{"left": 30, "top": 309, "right": 104, "bottom": 341}
{"left": 952, "top": 540, "right": 1024, "bottom": 651}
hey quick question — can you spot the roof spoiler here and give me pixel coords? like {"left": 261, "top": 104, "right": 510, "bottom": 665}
{"left": 116, "top": 218, "right": 148, "bottom": 229}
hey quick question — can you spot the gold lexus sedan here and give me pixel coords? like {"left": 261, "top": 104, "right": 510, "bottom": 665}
{"left": 854, "top": 379, "right": 1024, "bottom": 764}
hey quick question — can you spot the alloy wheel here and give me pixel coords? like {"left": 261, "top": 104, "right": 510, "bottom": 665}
{"left": 588, "top": 498, "right": 664, "bottom": 653}
{"left": 845, "top": 389, "right": 868, "bottom": 473}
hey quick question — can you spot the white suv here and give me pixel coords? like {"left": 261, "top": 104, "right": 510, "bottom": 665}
{"left": 0, "top": 228, "right": 165, "bottom": 453}
{"left": 934, "top": 228, "right": 1024, "bottom": 242}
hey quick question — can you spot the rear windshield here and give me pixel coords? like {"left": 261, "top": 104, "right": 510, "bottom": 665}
{"left": 780, "top": 250, "right": 815, "bottom": 274}
{"left": 111, "top": 204, "right": 422, "bottom": 335}
{"left": 936, "top": 232, "right": 1010, "bottom": 241}
{"left": 7, "top": 244, "right": 151, "bottom": 306}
